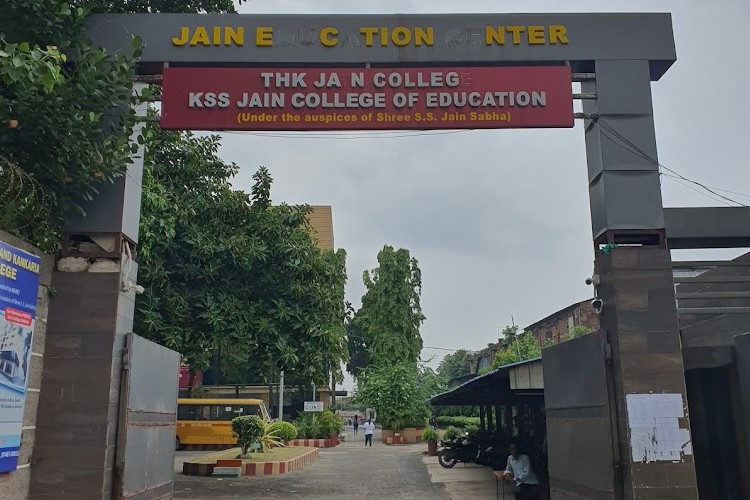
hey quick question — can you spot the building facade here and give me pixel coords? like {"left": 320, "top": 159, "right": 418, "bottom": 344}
{"left": 525, "top": 298, "right": 600, "bottom": 345}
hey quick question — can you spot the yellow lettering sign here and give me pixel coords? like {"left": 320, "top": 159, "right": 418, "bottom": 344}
{"left": 256, "top": 26, "right": 273, "bottom": 47}
{"left": 549, "top": 25, "right": 569, "bottom": 44}
{"left": 320, "top": 27, "right": 338, "bottom": 47}
{"left": 484, "top": 25, "right": 570, "bottom": 46}
{"left": 360, "top": 27, "right": 378, "bottom": 47}
{"left": 170, "top": 24, "right": 569, "bottom": 49}
{"left": 172, "top": 26, "right": 189, "bottom": 46}
{"left": 190, "top": 26, "right": 210, "bottom": 46}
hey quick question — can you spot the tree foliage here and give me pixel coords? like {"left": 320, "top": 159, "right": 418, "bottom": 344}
{"left": 0, "top": 0, "right": 238, "bottom": 251}
{"left": 565, "top": 325, "right": 594, "bottom": 340}
{"left": 437, "top": 349, "right": 472, "bottom": 381}
{"left": 354, "top": 245, "right": 425, "bottom": 370}
{"left": 135, "top": 126, "right": 348, "bottom": 387}
{"left": 492, "top": 330, "right": 542, "bottom": 368}
{"left": 354, "top": 362, "right": 437, "bottom": 430}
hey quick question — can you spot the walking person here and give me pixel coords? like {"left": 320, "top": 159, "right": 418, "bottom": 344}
{"left": 363, "top": 418, "right": 375, "bottom": 447}
{"left": 502, "top": 442, "right": 540, "bottom": 500}
{"left": 353, "top": 414, "right": 359, "bottom": 435}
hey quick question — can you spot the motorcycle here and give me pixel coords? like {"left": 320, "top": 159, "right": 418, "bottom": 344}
{"left": 437, "top": 433, "right": 480, "bottom": 468}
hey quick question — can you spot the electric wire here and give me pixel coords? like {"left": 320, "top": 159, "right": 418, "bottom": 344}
{"left": 660, "top": 173, "right": 735, "bottom": 207}
{"left": 584, "top": 114, "right": 749, "bottom": 207}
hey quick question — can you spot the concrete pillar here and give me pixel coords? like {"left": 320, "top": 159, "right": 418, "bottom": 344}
{"left": 30, "top": 85, "right": 146, "bottom": 500}
{"left": 585, "top": 61, "right": 698, "bottom": 499}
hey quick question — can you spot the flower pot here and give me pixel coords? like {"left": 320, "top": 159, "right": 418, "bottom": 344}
{"left": 427, "top": 439, "right": 438, "bottom": 456}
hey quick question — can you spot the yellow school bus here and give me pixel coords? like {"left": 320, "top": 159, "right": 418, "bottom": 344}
{"left": 175, "top": 398, "right": 271, "bottom": 449}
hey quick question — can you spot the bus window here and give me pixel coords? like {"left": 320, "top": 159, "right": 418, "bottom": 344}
{"left": 238, "top": 405, "right": 260, "bottom": 418}
{"left": 177, "top": 404, "right": 209, "bottom": 421}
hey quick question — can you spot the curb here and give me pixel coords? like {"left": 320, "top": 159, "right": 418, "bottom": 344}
{"left": 284, "top": 437, "right": 339, "bottom": 448}
{"left": 182, "top": 447, "right": 320, "bottom": 477}
{"left": 244, "top": 448, "right": 319, "bottom": 476}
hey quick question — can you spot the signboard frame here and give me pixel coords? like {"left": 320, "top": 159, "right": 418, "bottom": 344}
{"left": 160, "top": 65, "right": 575, "bottom": 131}
{"left": 303, "top": 401, "right": 324, "bottom": 412}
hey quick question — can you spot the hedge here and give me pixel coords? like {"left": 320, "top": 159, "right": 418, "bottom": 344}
{"left": 435, "top": 416, "right": 480, "bottom": 428}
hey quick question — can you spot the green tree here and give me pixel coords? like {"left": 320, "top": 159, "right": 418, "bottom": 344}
{"left": 345, "top": 319, "right": 370, "bottom": 378}
{"left": 565, "top": 325, "right": 594, "bottom": 340}
{"left": 501, "top": 324, "right": 519, "bottom": 342}
{"left": 355, "top": 245, "right": 425, "bottom": 368}
{"left": 492, "top": 331, "right": 542, "bottom": 368}
{"left": 135, "top": 126, "right": 348, "bottom": 389}
{"left": 437, "top": 349, "right": 472, "bottom": 381}
{"left": 0, "top": 0, "right": 239, "bottom": 251}
{"left": 354, "top": 362, "right": 438, "bottom": 430}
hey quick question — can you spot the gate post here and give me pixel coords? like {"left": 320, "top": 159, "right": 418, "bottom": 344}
{"left": 30, "top": 84, "right": 147, "bottom": 500}
{"left": 584, "top": 60, "right": 698, "bottom": 499}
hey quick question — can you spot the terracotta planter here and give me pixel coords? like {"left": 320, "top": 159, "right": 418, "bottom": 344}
{"left": 427, "top": 439, "right": 438, "bottom": 456}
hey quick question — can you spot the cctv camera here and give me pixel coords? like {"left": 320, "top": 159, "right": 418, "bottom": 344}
{"left": 134, "top": 284, "right": 145, "bottom": 294}
{"left": 585, "top": 274, "right": 600, "bottom": 286}
{"left": 591, "top": 298, "right": 604, "bottom": 314}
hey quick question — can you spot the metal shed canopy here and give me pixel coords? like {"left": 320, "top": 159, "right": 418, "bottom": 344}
{"left": 430, "top": 357, "right": 544, "bottom": 406}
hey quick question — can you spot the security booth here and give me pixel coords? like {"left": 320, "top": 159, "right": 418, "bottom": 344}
{"left": 430, "top": 358, "right": 549, "bottom": 495}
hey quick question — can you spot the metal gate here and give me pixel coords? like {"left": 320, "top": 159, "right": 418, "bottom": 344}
{"left": 115, "top": 333, "right": 181, "bottom": 499}
{"left": 736, "top": 333, "right": 750, "bottom": 477}
{"left": 542, "top": 330, "right": 619, "bottom": 499}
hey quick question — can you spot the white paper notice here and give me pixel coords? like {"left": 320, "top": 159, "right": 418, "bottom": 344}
{"left": 629, "top": 426, "right": 656, "bottom": 463}
{"left": 626, "top": 393, "right": 691, "bottom": 463}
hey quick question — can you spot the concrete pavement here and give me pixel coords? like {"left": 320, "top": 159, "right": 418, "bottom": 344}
{"left": 174, "top": 429, "right": 451, "bottom": 499}
{"left": 423, "top": 455, "right": 507, "bottom": 500}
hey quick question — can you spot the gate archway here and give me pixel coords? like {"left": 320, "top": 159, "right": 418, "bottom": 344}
{"left": 36, "top": 12, "right": 701, "bottom": 500}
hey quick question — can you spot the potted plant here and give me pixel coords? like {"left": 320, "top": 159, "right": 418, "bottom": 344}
{"left": 423, "top": 427, "right": 440, "bottom": 456}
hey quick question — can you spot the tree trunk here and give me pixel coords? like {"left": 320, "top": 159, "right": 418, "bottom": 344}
{"left": 188, "top": 369, "right": 196, "bottom": 398}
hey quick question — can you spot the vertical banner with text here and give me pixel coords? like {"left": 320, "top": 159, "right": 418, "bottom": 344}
{"left": 0, "top": 241, "right": 41, "bottom": 473}
{"left": 161, "top": 66, "right": 574, "bottom": 131}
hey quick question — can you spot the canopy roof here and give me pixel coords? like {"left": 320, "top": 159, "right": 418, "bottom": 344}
{"left": 430, "top": 357, "right": 544, "bottom": 406}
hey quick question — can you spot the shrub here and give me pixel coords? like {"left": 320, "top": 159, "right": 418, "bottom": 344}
{"left": 269, "top": 421, "right": 297, "bottom": 441}
{"left": 441, "top": 426, "right": 461, "bottom": 441}
{"left": 258, "top": 420, "right": 284, "bottom": 452}
{"left": 465, "top": 424, "right": 480, "bottom": 437}
{"left": 231, "top": 415, "right": 265, "bottom": 456}
{"left": 294, "top": 412, "right": 320, "bottom": 439}
{"left": 294, "top": 411, "right": 342, "bottom": 439}
{"left": 422, "top": 427, "right": 439, "bottom": 442}
{"left": 435, "top": 416, "right": 480, "bottom": 428}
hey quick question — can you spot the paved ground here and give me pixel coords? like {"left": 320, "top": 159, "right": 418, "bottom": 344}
{"left": 174, "top": 429, "right": 452, "bottom": 499}
{"left": 423, "top": 455, "right": 505, "bottom": 500}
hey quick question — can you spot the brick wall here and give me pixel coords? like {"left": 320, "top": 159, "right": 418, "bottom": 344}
{"left": 527, "top": 300, "right": 600, "bottom": 345}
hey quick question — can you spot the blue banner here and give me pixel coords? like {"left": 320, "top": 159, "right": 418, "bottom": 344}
{"left": 0, "top": 240, "right": 41, "bottom": 473}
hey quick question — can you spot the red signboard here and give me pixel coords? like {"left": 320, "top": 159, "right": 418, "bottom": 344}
{"left": 160, "top": 66, "right": 573, "bottom": 131}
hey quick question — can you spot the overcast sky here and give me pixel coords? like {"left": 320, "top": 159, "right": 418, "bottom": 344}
{"left": 214, "top": 0, "right": 750, "bottom": 382}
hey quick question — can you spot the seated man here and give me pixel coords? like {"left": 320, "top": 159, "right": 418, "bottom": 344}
{"left": 502, "top": 442, "right": 540, "bottom": 500}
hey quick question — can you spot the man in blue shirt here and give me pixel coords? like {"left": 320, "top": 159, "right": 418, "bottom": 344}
{"left": 502, "top": 442, "right": 540, "bottom": 500}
